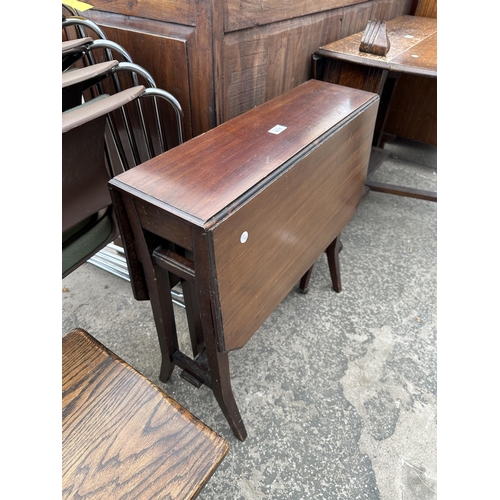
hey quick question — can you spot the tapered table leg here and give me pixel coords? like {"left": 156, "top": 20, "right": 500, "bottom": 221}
{"left": 299, "top": 235, "right": 343, "bottom": 294}
{"left": 298, "top": 266, "right": 313, "bottom": 293}
{"left": 206, "top": 344, "right": 247, "bottom": 441}
{"left": 325, "top": 235, "right": 342, "bottom": 293}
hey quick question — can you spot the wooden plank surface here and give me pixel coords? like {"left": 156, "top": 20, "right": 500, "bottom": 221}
{"left": 211, "top": 97, "right": 379, "bottom": 351}
{"left": 221, "top": 9, "right": 344, "bottom": 121}
{"left": 111, "top": 80, "right": 378, "bottom": 226}
{"left": 62, "top": 328, "right": 229, "bottom": 500}
{"left": 88, "top": 0, "right": 197, "bottom": 26}
{"left": 389, "top": 31, "right": 436, "bottom": 73}
{"left": 317, "top": 15, "right": 437, "bottom": 77}
{"left": 224, "top": 0, "right": 365, "bottom": 32}
{"left": 415, "top": 0, "right": 437, "bottom": 18}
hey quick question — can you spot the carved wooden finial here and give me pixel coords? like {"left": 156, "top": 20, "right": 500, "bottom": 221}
{"left": 359, "top": 20, "right": 390, "bottom": 56}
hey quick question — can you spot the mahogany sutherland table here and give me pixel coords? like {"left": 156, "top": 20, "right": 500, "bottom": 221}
{"left": 314, "top": 15, "right": 437, "bottom": 202}
{"left": 109, "top": 79, "right": 379, "bottom": 440}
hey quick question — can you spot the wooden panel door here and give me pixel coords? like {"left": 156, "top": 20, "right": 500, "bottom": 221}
{"left": 85, "top": 2, "right": 216, "bottom": 138}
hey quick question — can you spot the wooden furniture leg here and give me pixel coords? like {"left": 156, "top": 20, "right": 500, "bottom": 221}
{"left": 192, "top": 233, "right": 248, "bottom": 441}
{"left": 298, "top": 235, "right": 342, "bottom": 293}
{"left": 325, "top": 235, "right": 342, "bottom": 293}
{"left": 120, "top": 196, "right": 179, "bottom": 383}
{"left": 150, "top": 239, "right": 248, "bottom": 441}
{"left": 298, "top": 266, "right": 313, "bottom": 293}
{"left": 205, "top": 335, "right": 247, "bottom": 441}
{"left": 153, "top": 264, "right": 182, "bottom": 382}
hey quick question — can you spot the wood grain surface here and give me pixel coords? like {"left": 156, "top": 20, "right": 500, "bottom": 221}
{"left": 111, "top": 80, "right": 378, "bottom": 226}
{"left": 414, "top": 0, "right": 437, "bottom": 18}
{"left": 62, "top": 328, "right": 229, "bottom": 499}
{"left": 318, "top": 15, "right": 437, "bottom": 77}
{"left": 88, "top": 0, "right": 197, "bottom": 26}
{"left": 111, "top": 80, "right": 379, "bottom": 352}
{"left": 211, "top": 95, "right": 379, "bottom": 351}
{"left": 224, "top": 0, "right": 365, "bottom": 32}
{"left": 384, "top": 0, "right": 437, "bottom": 145}
{"left": 221, "top": 9, "right": 344, "bottom": 121}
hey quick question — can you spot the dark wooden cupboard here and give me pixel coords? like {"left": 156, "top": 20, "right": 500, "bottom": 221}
{"left": 82, "top": 0, "right": 413, "bottom": 139}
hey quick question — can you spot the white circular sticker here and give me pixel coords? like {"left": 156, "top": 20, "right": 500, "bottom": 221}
{"left": 240, "top": 231, "right": 249, "bottom": 243}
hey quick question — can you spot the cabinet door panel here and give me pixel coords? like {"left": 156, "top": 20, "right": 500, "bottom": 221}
{"left": 89, "top": 0, "right": 197, "bottom": 26}
{"left": 106, "top": 26, "right": 192, "bottom": 145}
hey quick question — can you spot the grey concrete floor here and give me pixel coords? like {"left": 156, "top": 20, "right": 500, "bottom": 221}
{"left": 62, "top": 138, "right": 437, "bottom": 499}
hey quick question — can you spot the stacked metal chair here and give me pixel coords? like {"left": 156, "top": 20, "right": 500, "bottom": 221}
{"left": 62, "top": 14, "right": 230, "bottom": 490}
{"left": 62, "top": 9, "right": 184, "bottom": 295}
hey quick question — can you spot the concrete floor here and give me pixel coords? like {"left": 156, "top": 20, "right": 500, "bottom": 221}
{"left": 62, "top": 138, "right": 437, "bottom": 499}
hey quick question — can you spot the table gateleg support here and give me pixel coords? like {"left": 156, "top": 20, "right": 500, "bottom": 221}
{"left": 181, "top": 279, "right": 205, "bottom": 358}
{"left": 151, "top": 237, "right": 248, "bottom": 441}
{"left": 152, "top": 264, "right": 182, "bottom": 382}
{"left": 120, "top": 196, "right": 179, "bottom": 383}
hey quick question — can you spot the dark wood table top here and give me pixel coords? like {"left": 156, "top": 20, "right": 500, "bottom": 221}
{"left": 317, "top": 15, "right": 437, "bottom": 78}
{"left": 110, "top": 80, "right": 379, "bottom": 352}
{"left": 111, "top": 79, "right": 378, "bottom": 229}
{"left": 62, "top": 328, "right": 229, "bottom": 499}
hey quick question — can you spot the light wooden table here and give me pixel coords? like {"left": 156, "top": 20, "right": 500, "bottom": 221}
{"left": 62, "top": 328, "right": 229, "bottom": 499}
{"left": 314, "top": 15, "right": 437, "bottom": 202}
